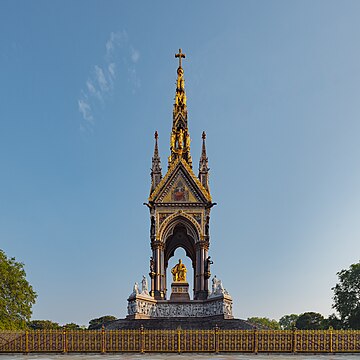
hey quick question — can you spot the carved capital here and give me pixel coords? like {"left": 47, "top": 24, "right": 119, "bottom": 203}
{"left": 151, "top": 240, "right": 164, "bottom": 250}
{"left": 196, "top": 240, "right": 209, "bottom": 251}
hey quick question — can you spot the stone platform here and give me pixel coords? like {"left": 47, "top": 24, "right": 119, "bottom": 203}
{"left": 127, "top": 293, "right": 233, "bottom": 319}
{"left": 100, "top": 317, "right": 257, "bottom": 330}
{"left": 169, "top": 281, "right": 190, "bottom": 301}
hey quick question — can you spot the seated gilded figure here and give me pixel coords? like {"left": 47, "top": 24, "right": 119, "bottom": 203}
{"left": 171, "top": 259, "right": 187, "bottom": 282}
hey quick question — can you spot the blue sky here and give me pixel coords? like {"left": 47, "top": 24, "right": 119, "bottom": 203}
{"left": 1, "top": 1, "right": 360, "bottom": 326}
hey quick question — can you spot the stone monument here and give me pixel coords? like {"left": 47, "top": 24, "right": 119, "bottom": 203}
{"left": 127, "top": 49, "right": 233, "bottom": 321}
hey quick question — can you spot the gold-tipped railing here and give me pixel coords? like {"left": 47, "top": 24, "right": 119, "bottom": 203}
{"left": 0, "top": 328, "right": 359, "bottom": 353}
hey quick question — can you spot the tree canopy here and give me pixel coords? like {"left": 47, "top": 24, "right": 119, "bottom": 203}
{"left": 279, "top": 314, "right": 299, "bottom": 330}
{"left": 28, "top": 320, "right": 61, "bottom": 330}
{"left": 323, "top": 314, "right": 343, "bottom": 330}
{"left": 88, "top": 315, "right": 117, "bottom": 329}
{"left": 64, "top": 322, "right": 81, "bottom": 330}
{"left": 295, "top": 312, "right": 325, "bottom": 330}
{"left": 0, "top": 249, "right": 37, "bottom": 330}
{"left": 247, "top": 317, "right": 280, "bottom": 330}
{"left": 332, "top": 261, "right": 360, "bottom": 329}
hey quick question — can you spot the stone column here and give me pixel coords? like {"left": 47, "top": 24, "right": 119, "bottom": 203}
{"left": 151, "top": 240, "right": 165, "bottom": 299}
{"left": 160, "top": 245, "right": 166, "bottom": 298}
{"left": 204, "top": 247, "right": 209, "bottom": 294}
{"left": 195, "top": 240, "right": 209, "bottom": 300}
{"left": 194, "top": 243, "right": 201, "bottom": 299}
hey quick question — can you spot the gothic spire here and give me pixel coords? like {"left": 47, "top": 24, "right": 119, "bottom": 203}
{"left": 150, "top": 131, "right": 162, "bottom": 194}
{"left": 199, "top": 131, "right": 209, "bottom": 190}
{"left": 168, "top": 49, "right": 192, "bottom": 168}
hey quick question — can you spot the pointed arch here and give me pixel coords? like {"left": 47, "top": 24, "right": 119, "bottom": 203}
{"left": 160, "top": 214, "right": 200, "bottom": 268}
{"left": 159, "top": 211, "right": 201, "bottom": 242}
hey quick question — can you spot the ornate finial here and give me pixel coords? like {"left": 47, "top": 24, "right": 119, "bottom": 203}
{"left": 175, "top": 48, "right": 186, "bottom": 68}
{"left": 202, "top": 131, "right": 206, "bottom": 140}
{"left": 154, "top": 131, "right": 158, "bottom": 140}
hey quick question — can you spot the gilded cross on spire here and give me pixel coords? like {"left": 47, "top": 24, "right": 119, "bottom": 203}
{"left": 175, "top": 48, "right": 186, "bottom": 68}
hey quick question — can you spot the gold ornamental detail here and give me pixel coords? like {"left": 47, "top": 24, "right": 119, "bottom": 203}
{"left": 158, "top": 210, "right": 202, "bottom": 240}
{"left": 171, "top": 259, "right": 187, "bottom": 282}
{"left": 0, "top": 329, "right": 360, "bottom": 353}
{"left": 149, "top": 158, "right": 211, "bottom": 203}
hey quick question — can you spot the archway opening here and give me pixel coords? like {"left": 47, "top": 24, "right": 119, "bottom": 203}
{"left": 163, "top": 222, "right": 197, "bottom": 300}
{"left": 167, "top": 247, "right": 194, "bottom": 300}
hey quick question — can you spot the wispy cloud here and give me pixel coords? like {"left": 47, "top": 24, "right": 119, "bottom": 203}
{"left": 78, "top": 99, "right": 94, "bottom": 124}
{"left": 108, "top": 63, "right": 116, "bottom": 78}
{"left": 94, "top": 65, "right": 109, "bottom": 92}
{"left": 131, "top": 47, "right": 140, "bottom": 63}
{"left": 78, "top": 30, "right": 140, "bottom": 132}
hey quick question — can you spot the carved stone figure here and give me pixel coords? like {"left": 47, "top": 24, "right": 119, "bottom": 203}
{"left": 212, "top": 276, "right": 218, "bottom": 294}
{"left": 205, "top": 256, "right": 213, "bottom": 275}
{"left": 131, "top": 282, "right": 140, "bottom": 297}
{"left": 141, "top": 275, "right": 149, "bottom": 295}
{"left": 150, "top": 256, "right": 155, "bottom": 273}
{"left": 205, "top": 216, "right": 210, "bottom": 236}
{"left": 150, "top": 216, "right": 155, "bottom": 236}
{"left": 209, "top": 276, "right": 229, "bottom": 297}
{"left": 217, "top": 280, "right": 225, "bottom": 294}
{"left": 171, "top": 259, "right": 187, "bottom": 282}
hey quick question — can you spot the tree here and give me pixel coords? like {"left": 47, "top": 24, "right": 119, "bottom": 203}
{"left": 332, "top": 261, "right": 360, "bottom": 329}
{"left": 88, "top": 315, "right": 117, "bottom": 329}
{"left": 28, "top": 320, "right": 61, "bottom": 330}
{"left": 323, "top": 314, "right": 343, "bottom": 330}
{"left": 279, "top": 314, "right": 299, "bottom": 330}
{"left": 247, "top": 317, "right": 280, "bottom": 330}
{"left": 295, "top": 312, "right": 325, "bottom": 330}
{"left": 64, "top": 322, "right": 81, "bottom": 330}
{"left": 0, "top": 249, "right": 37, "bottom": 330}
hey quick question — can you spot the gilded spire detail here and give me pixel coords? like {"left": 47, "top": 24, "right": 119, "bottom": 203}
{"left": 150, "top": 131, "right": 162, "bottom": 194}
{"left": 168, "top": 49, "right": 192, "bottom": 168}
{"left": 199, "top": 131, "right": 209, "bottom": 190}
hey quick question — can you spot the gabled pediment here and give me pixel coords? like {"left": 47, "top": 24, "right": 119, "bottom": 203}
{"left": 149, "top": 159, "right": 211, "bottom": 204}
{"left": 160, "top": 171, "right": 200, "bottom": 203}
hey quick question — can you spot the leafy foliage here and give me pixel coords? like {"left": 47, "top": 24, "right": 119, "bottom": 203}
{"left": 332, "top": 261, "right": 360, "bottom": 329}
{"left": 0, "top": 249, "right": 37, "bottom": 330}
{"left": 295, "top": 312, "right": 325, "bottom": 330}
{"left": 323, "top": 314, "right": 343, "bottom": 330}
{"left": 279, "top": 314, "right": 299, "bottom": 330}
{"left": 88, "top": 315, "right": 117, "bottom": 329}
{"left": 28, "top": 320, "right": 61, "bottom": 330}
{"left": 64, "top": 322, "right": 81, "bottom": 330}
{"left": 247, "top": 317, "right": 280, "bottom": 330}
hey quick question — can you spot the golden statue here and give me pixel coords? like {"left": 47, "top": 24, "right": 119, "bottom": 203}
{"left": 185, "top": 132, "right": 190, "bottom": 149}
{"left": 171, "top": 259, "right": 187, "bottom": 282}
{"left": 176, "top": 74, "right": 183, "bottom": 90}
{"left": 170, "top": 132, "right": 176, "bottom": 150}
{"left": 178, "top": 129, "right": 184, "bottom": 150}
